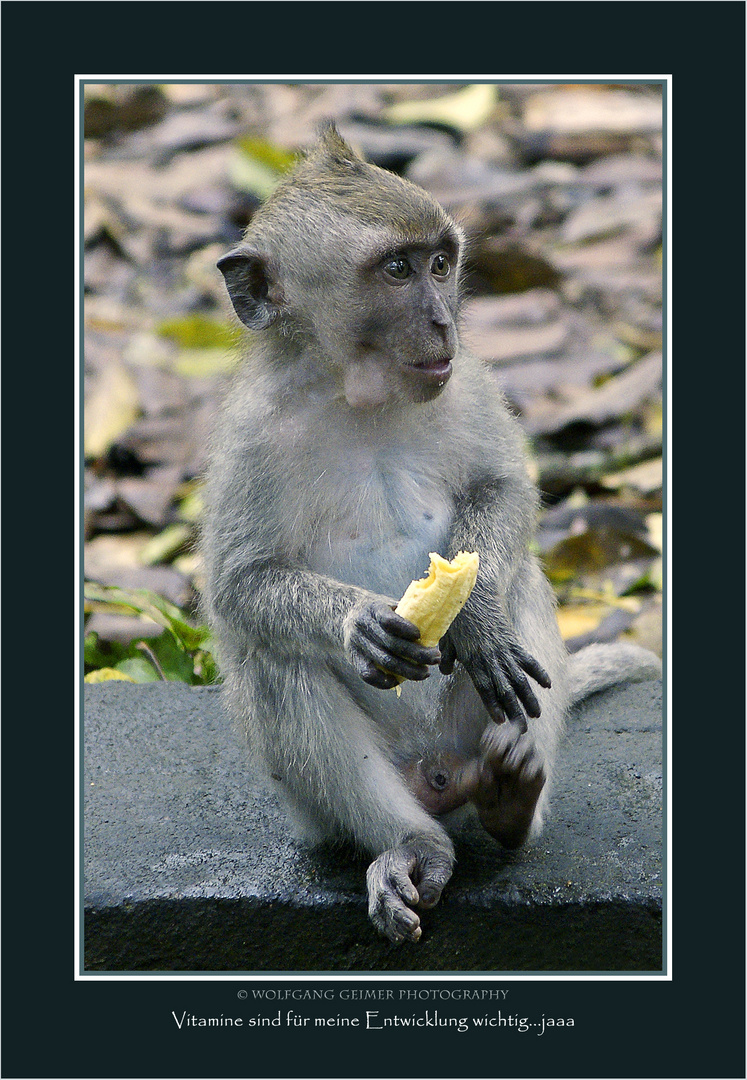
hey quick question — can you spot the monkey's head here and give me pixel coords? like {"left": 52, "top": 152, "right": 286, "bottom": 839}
{"left": 218, "top": 123, "right": 465, "bottom": 408}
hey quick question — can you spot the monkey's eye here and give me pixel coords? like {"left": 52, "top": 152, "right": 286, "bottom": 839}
{"left": 383, "top": 257, "right": 412, "bottom": 281}
{"left": 431, "top": 253, "right": 451, "bottom": 279}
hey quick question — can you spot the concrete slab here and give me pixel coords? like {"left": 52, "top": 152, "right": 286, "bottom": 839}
{"left": 83, "top": 678, "right": 663, "bottom": 974}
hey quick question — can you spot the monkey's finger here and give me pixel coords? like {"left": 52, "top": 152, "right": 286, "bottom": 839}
{"left": 366, "top": 849, "right": 423, "bottom": 942}
{"left": 513, "top": 646, "right": 552, "bottom": 689}
{"left": 376, "top": 606, "right": 422, "bottom": 641}
{"left": 368, "top": 896, "right": 422, "bottom": 943}
{"left": 502, "top": 657, "right": 542, "bottom": 719}
{"left": 494, "top": 681, "right": 529, "bottom": 733}
{"left": 356, "top": 639, "right": 431, "bottom": 682}
{"left": 359, "top": 618, "right": 441, "bottom": 667}
{"left": 477, "top": 664, "right": 529, "bottom": 733}
{"left": 389, "top": 638, "right": 441, "bottom": 667}
{"left": 349, "top": 650, "right": 400, "bottom": 689}
{"left": 363, "top": 670, "right": 400, "bottom": 690}
{"left": 438, "top": 636, "right": 457, "bottom": 675}
{"left": 468, "top": 664, "right": 509, "bottom": 726}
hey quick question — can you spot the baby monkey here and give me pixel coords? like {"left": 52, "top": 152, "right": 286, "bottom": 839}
{"left": 202, "top": 124, "right": 660, "bottom": 943}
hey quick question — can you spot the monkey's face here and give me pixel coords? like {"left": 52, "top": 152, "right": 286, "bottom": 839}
{"left": 306, "top": 231, "right": 462, "bottom": 409}
{"left": 218, "top": 126, "right": 465, "bottom": 410}
{"left": 358, "top": 242, "right": 459, "bottom": 401}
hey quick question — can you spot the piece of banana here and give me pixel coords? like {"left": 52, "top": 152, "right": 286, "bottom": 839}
{"left": 391, "top": 550, "right": 479, "bottom": 690}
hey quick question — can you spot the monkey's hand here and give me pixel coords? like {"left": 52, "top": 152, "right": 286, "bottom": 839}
{"left": 439, "top": 610, "right": 551, "bottom": 732}
{"left": 343, "top": 597, "right": 441, "bottom": 690}
{"left": 366, "top": 834, "right": 454, "bottom": 943}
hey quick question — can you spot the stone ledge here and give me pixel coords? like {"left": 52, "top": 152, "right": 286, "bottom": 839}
{"left": 83, "top": 679, "right": 663, "bottom": 973}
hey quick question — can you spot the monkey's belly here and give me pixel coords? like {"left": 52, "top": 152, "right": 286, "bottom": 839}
{"left": 306, "top": 489, "right": 453, "bottom": 598}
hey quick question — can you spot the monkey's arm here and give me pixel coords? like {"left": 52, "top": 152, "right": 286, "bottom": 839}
{"left": 442, "top": 475, "right": 551, "bottom": 729}
{"left": 210, "top": 559, "right": 440, "bottom": 686}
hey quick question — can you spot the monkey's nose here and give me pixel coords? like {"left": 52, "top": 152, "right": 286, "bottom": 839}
{"left": 432, "top": 317, "right": 456, "bottom": 353}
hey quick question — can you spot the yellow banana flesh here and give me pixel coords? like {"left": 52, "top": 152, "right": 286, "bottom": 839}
{"left": 391, "top": 550, "right": 479, "bottom": 690}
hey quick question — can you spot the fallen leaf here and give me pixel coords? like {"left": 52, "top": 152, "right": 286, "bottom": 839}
{"left": 84, "top": 668, "right": 136, "bottom": 684}
{"left": 84, "top": 364, "right": 141, "bottom": 459}
{"left": 523, "top": 87, "right": 662, "bottom": 135}
{"left": 543, "top": 528, "right": 659, "bottom": 583}
{"left": 560, "top": 190, "right": 661, "bottom": 246}
{"left": 526, "top": 351, "right": 662, "bottom": 436}
{"left": 602, "top": 458, "right": 663, "bottom": 495}
{"left": 229, "top": 145, "right": 284, "bottom": 200}
{"left": 646, "top": 513, "right": 663, "bottom": 552}
{"left": 384, "top": 84, "right": 498, "bottom": 132}
{"left": 117, "top": 465, "right": 184, "bottom": 528}
{"left": 157, "top": 314, "right": 239, "bottom": 350}
{"left": 139, "top": 523, "right": 192, "bottom": 566}
{"left": 557, "top": 603, "right": 614, "bottom": 640}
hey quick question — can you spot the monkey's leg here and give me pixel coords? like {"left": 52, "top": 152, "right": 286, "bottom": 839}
{"left": 232, "top": 656, "right": 454, "bottom": 943}
{"left": 451, "top": 557, "right": 568, "bottom": 847}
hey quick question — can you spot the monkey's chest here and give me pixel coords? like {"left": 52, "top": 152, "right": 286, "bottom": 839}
{"left": 303, "top": 462, "right": 453, "bottom": 598}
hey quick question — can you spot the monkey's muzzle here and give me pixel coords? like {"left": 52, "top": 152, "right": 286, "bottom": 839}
{"left": 405, "top": 355, "right": 453, "bottom": 387}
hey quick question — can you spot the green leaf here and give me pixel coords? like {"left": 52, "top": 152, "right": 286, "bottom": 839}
{"left": 172, "top": 348, "right": 240, "bottom": 378}
{"left": 177, "top": 484, "right": 204, "bottom": 524}
{"left": 157, "top": 315, "right": 238, "bottom": 350}
{"left": 228, "top": 151, "right": 280, "bottom": 200}
{"left": 138, "top": 523, "right": 192, "bottom": 566}
{"left": 84, "top": 585, "right": 218, "bottom": 685}
{"left": 115, "top": 657, "right": 161, "bottom": 683}
{"left": 229, "top": 138, "right": 296, "bottom": 201}
{"left": 141, "top": 634, "right": 196, "bottom": 684}
{"left": 85, "top": 631, "right": 127, "bottom": 670}
{"left": 194, "top": 649, "right": 219, "bottom": 685}
{"left": 235, "top": 136, "right": 297, "bottom": 173}
{"left": 84, "top": 582, "right": 209, "bottom": 650}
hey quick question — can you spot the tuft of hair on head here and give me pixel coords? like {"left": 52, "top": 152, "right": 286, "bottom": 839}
{"left": 308, "top": 120, "right": 366, "bottom": 172}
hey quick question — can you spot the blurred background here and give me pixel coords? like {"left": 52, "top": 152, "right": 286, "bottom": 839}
{"left": 82, "top": 81, "right": 663, "bottom": 685}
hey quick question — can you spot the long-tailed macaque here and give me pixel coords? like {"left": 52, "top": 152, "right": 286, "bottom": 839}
{"left": 202, "top": 124, "right": 661, "bottom": 943}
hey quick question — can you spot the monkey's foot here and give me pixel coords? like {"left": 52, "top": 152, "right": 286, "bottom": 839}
{"left": 471, "top": 724, "right": 546, "bottom": 848}
{"left": 366, "top": 835, "right": 454, "bottom": 943}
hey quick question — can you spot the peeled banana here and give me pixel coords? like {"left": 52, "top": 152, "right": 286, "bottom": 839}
{"left": 391, "top": 550, "right": 479, "bottom": 690}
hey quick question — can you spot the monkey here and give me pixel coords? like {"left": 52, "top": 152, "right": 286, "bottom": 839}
{"left": 202, "top": 124, "right": 661, "bottom": 944}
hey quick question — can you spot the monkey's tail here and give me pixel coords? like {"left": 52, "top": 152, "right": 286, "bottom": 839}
{"left": 566, "top": 642, "right": 662, "bottom": 707}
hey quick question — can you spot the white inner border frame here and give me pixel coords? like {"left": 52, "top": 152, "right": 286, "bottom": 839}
{"left": 74, "top": 73, "right": 672, "bottom": 984}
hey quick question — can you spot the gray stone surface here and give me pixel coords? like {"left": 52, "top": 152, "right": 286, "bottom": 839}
{"left": 83, "top": 678, "right": 663, "bottom": 974}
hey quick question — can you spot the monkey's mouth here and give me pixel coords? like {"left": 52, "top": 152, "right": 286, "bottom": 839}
{"left": 406, "top": 356, "right": 453, "bottom": 384}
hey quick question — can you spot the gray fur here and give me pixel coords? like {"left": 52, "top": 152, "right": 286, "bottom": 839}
{"left": 202, "top": 126, "right": 661, "bottom": 942}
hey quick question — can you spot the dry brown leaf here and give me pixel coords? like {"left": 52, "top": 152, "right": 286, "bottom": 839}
{"left": 84, "top": 364, "right": 141, "bottom": 459}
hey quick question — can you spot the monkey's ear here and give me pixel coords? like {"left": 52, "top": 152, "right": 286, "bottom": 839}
{"left": 217, "top": 247, "right": 279, "bottom": 330}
